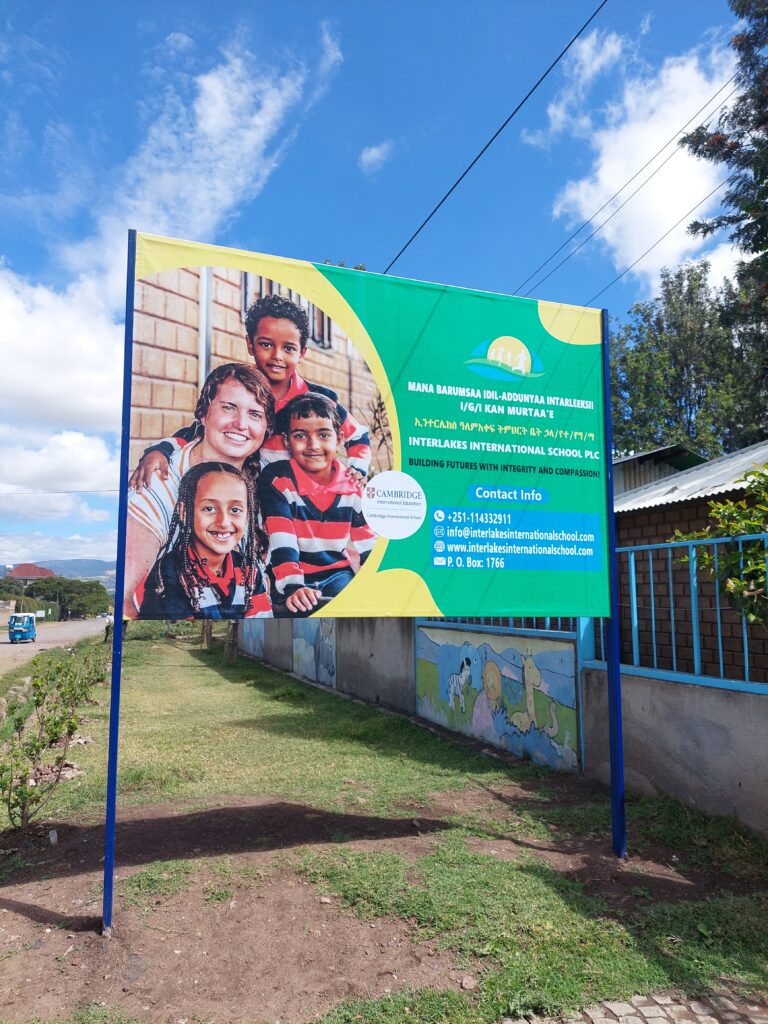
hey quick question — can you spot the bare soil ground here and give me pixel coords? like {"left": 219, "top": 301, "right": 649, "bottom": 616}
{"left": 0, "top": 777, "right": 748, "bottom": 1024}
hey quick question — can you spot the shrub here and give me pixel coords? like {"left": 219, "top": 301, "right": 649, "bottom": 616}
{"left": 0, "top": 648, "right": 105, "bottom": 830}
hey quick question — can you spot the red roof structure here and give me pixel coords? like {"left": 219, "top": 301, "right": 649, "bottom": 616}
{"left": 7, "top": 563, "right": 55, "bottom": 580}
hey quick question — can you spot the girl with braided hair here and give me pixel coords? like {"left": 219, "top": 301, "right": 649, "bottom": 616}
{"left": 124, "top": 362, "right": 274, "bottom": 618}
{"left": 136, "top": 462, "right": 271, "bottom": 619}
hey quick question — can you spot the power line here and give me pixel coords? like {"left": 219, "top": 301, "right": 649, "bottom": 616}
{"left": 522, "top": 84, "right": 739, "bottom": 296}
{"left": 0, "top": 491, "right": 119, "bottom": 499}
{"left": 515, "top": 75, "right": 738, "bottom": 295}
{"left": 382, "top": 0, "right": 611, "bottom": 275}
{"left": 584, "top": 172, "right": 735, "bottom": 306}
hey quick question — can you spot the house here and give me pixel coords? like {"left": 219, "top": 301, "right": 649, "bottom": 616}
{"left": 614, "top": 438, "right": 768, "bottom": 548}
{"left": 7, "top": 563, "right": 55, "bottom": 581}
{"left": 612, "top": 438, "right": 768, "bottom": 683}
{"left": 612, "top": 444, "right": 706, "bottom": 496}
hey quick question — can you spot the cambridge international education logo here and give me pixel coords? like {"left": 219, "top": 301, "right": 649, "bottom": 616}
{"left": 366, "top": 485, "right": 376, "bottom": 500}
{"left": 465, "top": 335, "right": 545, "bottom": 382}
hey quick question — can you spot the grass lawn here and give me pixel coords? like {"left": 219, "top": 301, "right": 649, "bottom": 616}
{"left": 2, "top": 628, "right": 767, "bottom": 1024}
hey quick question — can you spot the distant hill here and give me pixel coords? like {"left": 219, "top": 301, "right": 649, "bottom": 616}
{"left": 35, "top": 559, "right": 117, "bottom": 579}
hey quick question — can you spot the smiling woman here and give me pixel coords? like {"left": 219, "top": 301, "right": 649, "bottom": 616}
{"left": 123, "top": 363, "right": 275, "bottom": 619}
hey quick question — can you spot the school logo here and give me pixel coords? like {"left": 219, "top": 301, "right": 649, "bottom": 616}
{"left": 362, "top": 470, "right": 427, "bottom": 540}
{"left": 465, "top": 335, "right": 545, "bottom": 382}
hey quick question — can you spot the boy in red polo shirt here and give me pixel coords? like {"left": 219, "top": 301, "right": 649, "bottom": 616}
{"left": 260, "top": 393, "right": 376, "bottom": 615}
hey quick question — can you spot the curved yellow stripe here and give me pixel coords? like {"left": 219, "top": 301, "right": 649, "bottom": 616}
{"left": 135, "top": 232, "right": 400, "bottom": 467}
{"left": 537, "top": 300, "right": 602, "bottom": 346}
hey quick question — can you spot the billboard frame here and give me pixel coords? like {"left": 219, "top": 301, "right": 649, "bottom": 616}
{"left": 100, "top": 231, "right": 627, "bottom": 933}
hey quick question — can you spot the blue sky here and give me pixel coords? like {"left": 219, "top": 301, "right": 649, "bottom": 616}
{"left": 0, "top": 0, "right": 741, "bottom": 564}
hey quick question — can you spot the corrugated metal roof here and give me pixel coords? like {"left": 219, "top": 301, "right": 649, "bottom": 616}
{"left": 613, "top": 443, "right": 705, "bottom": 466}
{"left": 615, "top": 439, "right": 768, "bottom": 512}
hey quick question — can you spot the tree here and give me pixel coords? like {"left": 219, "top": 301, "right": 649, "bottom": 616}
{"left": 680, "top": 0, "right": 768, "bottom": 438}
{"left": 681, "top": 0, "right": 768, "bottom": 303}
{"left": 27, "top": 576, "right": 110, "bottom": 618}
{"left": 610, "top": 263, "right": 737, "bottom": 456}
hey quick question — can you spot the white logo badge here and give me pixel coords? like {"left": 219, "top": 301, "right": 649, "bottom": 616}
{"left": 362, "top": 471, "right": 427, "bottom": 540}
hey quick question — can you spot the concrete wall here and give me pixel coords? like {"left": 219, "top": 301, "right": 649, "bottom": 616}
{"left": 582, "top": 667, "right": 768, "bottom": 838}
{"left": 240, "top": 620, "right": 768, "bottom": 836}
{"left": 336, "top": 618, "right": 415, "bottom": 713}
{"left": 243, "top": 617, "right": 415, "bottom": 714}
{"left": 263, "top": 618, "right": 294, "bottom": 672}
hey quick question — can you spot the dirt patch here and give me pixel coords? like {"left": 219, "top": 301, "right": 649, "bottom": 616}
{"left": 0, "top": 778, "right": 760, "bottom": 1023}
{"left": 0, "top": 864, "right": 458, "bottom": 1024}
{"left": 0, "top": 797, "right": 462, "bottom": 1024}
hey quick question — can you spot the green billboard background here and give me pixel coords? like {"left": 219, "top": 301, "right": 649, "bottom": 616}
{"left": 132, "top": 233, "right": 610, "bottom": 619}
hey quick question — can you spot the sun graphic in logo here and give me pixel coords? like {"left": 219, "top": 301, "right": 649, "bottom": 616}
{"left": 486, "top": 336, "right": 531, "bottom": 374}
{"left": 465, "top": 335, "right": 545, "bottom": 381}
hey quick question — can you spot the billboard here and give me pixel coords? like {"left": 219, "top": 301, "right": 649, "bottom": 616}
{"left": 121, "top": 232, "right": 610, "bottom": 620}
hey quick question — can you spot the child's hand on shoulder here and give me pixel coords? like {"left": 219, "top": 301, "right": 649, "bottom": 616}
{"left": 129, "top": 451, "right": 170, "bottom": 491}
{"left": 344, "top": 465, "right": 367, "bottom": 490}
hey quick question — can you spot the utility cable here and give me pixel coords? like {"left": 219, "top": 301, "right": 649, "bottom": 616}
{"left": 584, "top": 171, "right": 735, "bottom": 305}
{"left": 523, "top": 83, "right": 739, "bottom": 296}
{"left": 382, "top": 0, "right": 610, "bottom": 275}
{"left": 0, "top": 489, "right": 119, "bottom": 496}
{"left": 516, "top": 75, "right": 737, "bottom": 295}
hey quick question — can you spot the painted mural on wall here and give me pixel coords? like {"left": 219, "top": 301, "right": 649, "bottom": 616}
{"left": 415, "top": 626, "right": 579, "bottom": 772}
{"left": 293, "top": 618, "right": 336, "bottom": 687}
{"left": 239, "top": 619, "right": 265, "bottom": 659}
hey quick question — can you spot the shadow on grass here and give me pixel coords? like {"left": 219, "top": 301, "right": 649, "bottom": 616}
{"left": 0, "top": 798, "right": 451, "bottom": 894}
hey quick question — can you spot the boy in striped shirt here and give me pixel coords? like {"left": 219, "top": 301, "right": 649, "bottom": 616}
{"left": 130, "top": 294, "right": 371, "bottom": 490}
{"left": 260, "top": 393, "right": 376, "bottom": 615}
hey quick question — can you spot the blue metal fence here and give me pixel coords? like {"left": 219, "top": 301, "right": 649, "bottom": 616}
{"left": 588, "top": 532, "right": 768, "bottom": 693}
{"left": 430, "top": 532, "right": 768, "bottom": 694}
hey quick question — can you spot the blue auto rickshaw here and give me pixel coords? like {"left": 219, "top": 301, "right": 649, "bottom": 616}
{"left": 8, "top": 613, "right": 36, "bottom": 643}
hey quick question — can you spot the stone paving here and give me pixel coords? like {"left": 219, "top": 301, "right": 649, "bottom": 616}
{"left": 503, "top": 992, "right": 768, "bottom": 1024}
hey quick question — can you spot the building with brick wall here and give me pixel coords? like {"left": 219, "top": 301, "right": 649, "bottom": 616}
{"left": 130, "top": 266, "right": 393, "bottom": 476}
{"left": 614, "top": 439, "right": 768, "bottom": 682}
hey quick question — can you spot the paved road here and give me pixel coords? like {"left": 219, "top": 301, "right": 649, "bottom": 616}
{"left": 0, "top": 618, "right": 107, "bottom": 671}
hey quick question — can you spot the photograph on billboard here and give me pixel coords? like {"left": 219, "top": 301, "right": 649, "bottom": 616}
{"left": 122, "top": 232, "right": 610, "bottom": 620}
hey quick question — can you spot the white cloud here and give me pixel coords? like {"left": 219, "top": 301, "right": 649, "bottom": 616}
{"left": 523, "top": 29, "right": 626, "bottom": 147}
{"left": 0, "top": 429, "right": 117, "bottom": 524}
{"left": 550, "top": 41, "right": 736, "bottom": 294}
{"left": 0, "top": 429, "right": 119, "bottom": 492}
{"left": 0, "top": 270, "right": 124, "bottom": 431}
{"left": 166, "top": 32, "right": 194, "bottom": 53}
{"left": 359, "top": 140, "right": 394, "bottom": 175}
{"left": 0, "top": 530, "right": 118, "bottom": 564}
{"left": 318, "top": 21, "right": 343, "bottom": 81}
{"left": 0, "top": 25, "right": 342, "bottom": 551}
{"left": 61, "top": 47, "right": 319, "bottom": 308}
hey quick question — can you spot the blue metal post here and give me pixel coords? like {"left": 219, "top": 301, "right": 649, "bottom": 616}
{"left": 102, "top": 229, "right": 137, "bottom": 935}
{"left": 628, "top": 550, "right": 639, "bottom": 666}
{"left": 688, "top": 545, "right": 702, "bottom": 676}
{"left": 600, "top": 309, "right": 626, "bottom": 859}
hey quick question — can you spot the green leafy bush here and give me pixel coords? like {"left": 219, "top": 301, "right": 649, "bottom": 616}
{"left": 675, "top": 465, "right": 768, "bottom": 626}
{"left": 0, "top": 646, "right": 108, "bottom": 830}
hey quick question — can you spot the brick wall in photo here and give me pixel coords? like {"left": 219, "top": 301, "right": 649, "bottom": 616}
{"left": 130, "top": 268, "right": 201, "bottom": 473}
{"left": 131, "top": 267, "right": 393, "bottom": 475}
